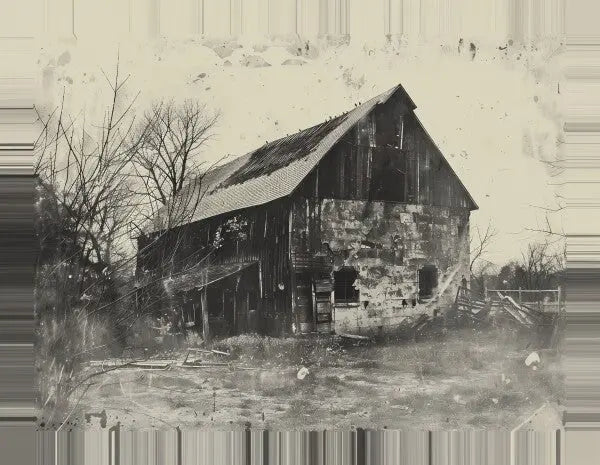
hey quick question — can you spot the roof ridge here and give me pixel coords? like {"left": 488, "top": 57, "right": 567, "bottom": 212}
{"left": 146, "top": 84, "right": 405, "bottom": 233}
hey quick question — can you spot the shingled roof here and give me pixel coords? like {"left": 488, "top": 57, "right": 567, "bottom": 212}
{"left": 147, "top": 83, "right": 476, "bottom": 233}
{"left": 147, "top": 84, "right": 401, "bottom": 233}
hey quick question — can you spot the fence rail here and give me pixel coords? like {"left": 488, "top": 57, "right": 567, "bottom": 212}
{"left": 485, "top": 287, "right": 562, "bottom": 312}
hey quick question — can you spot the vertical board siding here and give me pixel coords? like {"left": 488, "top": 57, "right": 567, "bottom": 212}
{"left": 308, "top": 91, "right": 474, "bottom": 209}
{"left": 139, "top": 200, "right": 292, "bottom": 335}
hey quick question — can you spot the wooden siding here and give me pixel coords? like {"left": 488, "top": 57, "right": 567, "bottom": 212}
{"left": 298, "top": 92, "right": 475, "bottom": 210}
{"left": 137, "top": 199, "right": 293, "bottom": 335}
{"left": 137, "top": 83, "right": 475, "bottom": 336}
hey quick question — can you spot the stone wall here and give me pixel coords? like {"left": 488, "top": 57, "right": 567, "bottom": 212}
{"left": 320, "top": 199, "right": 471, "bottom": 335}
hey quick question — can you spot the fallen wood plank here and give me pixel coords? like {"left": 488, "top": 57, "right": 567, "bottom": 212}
{"left": 129, "top": 361, "right": 173, "bottom": 369}
{"left": 179, "top": 363, "right": 231, "bottom": 369}
{"left": 496, "top": 292, "right": 534, "bottom": 326}
{"left": 338, "top": 333, "right": 371, "bottom": 341}
{"left": 211, "top": 349, "right": 231, "bottom": 356}
{"left": 518, "top": 303, "right": 544, "bottom": 323}
{"left": 89, "top": 359, "right": 169, "bottom": 367}
{"left": 457, "top": 308, "right": 489, "bottom": 323}
{"left": 187, "top": 348, "right": 213, "bottom": 354}
{"left": 412, "top": 314, "right": 431, "bottom": 331}
{"left": 502, "top": 295, "right": 534, "bottom": 322}
{"left": 499, "top": 303, "right": 529, "bottom": 325}
{"left": 88, "top": 360, "right": 173, "bottom": 370}
{"left": 181, "top": 361, "right": 229, "bottom": 367}
{"left": 89, "top": 360, "right": 136, "bottom": 367}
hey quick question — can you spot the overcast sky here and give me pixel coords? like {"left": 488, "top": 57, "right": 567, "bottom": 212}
{"left": 37, "top": 34, "right": 564, "bottom": 266}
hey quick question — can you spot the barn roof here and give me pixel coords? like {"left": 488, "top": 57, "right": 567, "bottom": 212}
{"left": 147, "top": 84, "right": 476, "bottom": 233}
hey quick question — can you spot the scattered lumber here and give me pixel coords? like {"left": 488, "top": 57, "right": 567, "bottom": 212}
{"left": 211, "top": 349, "right": 231, "bottom": 356}
{"left": 338, "top": 333, "right": 371, "bottom": 342}
{"left": 89, "top": 360, "right": 133, "bottom": 367}
{"left": 412, "top": 314, "right": 431, "bottom": 333}
{"left": 88, "top": 359, "right": 175, "bottom": 370}
{"left": 128, "top": 361, "right": 173, "bottom": 369}
{"left": 179, "top": 362, "right": 230, "bottom": 368}
{"left": 185, "top": 348, "right": 230, "bottom": 356}
{"left": 495, "top": 292, "right": 535, "bottom": 327}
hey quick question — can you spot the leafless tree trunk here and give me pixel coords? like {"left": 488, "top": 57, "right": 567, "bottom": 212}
{"left": 126, "top": 99, "right": 225, "bottom": 333}
{"left": 35, "top": 57, "right": 143, "bottom": 309}
{"left": 469, "top": 220, "right": 497, "bottom": 273}
{"left": 467, "top": 221, "right": 498, "bottom": 295}
{"left": 34, "top": 58, "right": 148, "bottom": 421}
{"left": 129, "top": 99, "right": 220, "bottom": 231}
{"left": 34, "top": 59, "right": 226, "bottom": 424}
{"left": 516, "top": 241, "right": 564, "bottom": 290}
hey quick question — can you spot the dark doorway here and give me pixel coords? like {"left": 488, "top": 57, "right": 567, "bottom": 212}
{"left": 295, "top": 272, "right": 313, "bottom": 331}
{"left": 206, "top": 285, "right": 232, "bottom": 336}
{"left": 418, "top": 265, "right": 438, "bottom": 299}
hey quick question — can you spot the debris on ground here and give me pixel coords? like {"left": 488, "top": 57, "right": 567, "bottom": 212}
{"left": 67, "top": 326, "right": 563, "bottom": 431}
{"left": 128, "top": 360, "right": 173, "bottom": 369}
{"left": 338, "top": 333, "right": 371, "bottom": 346}
{"left": 88, "top": 359, "right": 174, "bottom": 370}
{"left": 525, "top": 351, "right": 540, "bottom": 367}
{"left": 211, "top": 349, "right": 230, "bottom": 357}
{"left": 453, "top": 394, "right": 466, "bottom": 405}
{"left": 495, "top": 293, "right": 538, "bottom": 327}
{"left": 180, "top": 362, "right": 230, "bottom": 369}
{"left": 297, "top": 366, "right": 310, "bottom": 380}
{"left": 412, "top": 314, "right": 431, "bottom": 334}
{"left": 450, "top": 286, "right": 562, "bottom": 349}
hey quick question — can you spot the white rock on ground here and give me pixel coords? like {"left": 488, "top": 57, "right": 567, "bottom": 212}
{"left": 297, "top": 366, "right": 310, "bottom": 380}
{"left": 525, "top": 351, "right": 540, "bottom": 367}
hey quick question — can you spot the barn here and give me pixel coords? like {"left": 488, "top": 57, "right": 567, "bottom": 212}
{"left": 136, "top": 84, "right": 478, "bottom": 339}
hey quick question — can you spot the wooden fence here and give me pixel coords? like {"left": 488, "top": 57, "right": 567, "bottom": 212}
{"left": 485, "top": 287, "right": 562, "bottom": 313}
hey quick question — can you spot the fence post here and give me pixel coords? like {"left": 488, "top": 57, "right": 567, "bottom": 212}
{"left": 518, "top": 287, "right": 522, "bottom": 304}
{"left": 484, "top": 286, "right": 488, "bottom": 300}
{"left": 557, "top": 285, "right": 562, "bottom": 309}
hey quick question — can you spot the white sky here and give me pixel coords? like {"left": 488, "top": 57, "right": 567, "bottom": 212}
{"left": 37, "top": 35, "right": 564, "bottom": 265}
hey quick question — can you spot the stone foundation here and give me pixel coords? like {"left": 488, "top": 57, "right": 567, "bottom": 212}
{"left": 320, "top": 199, "right": 470, "bottom": 334}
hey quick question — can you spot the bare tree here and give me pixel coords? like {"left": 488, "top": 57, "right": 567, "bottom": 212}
{"left": 470, "top": 260, "right": 497, "bottom": 296}
{"left": 527, "top": 131, "right": 566, "bottom": 241}
{"left": 514, "top": 241, "right": 564, "bottom": 290}
{"left": 469, "top": 220, "right": 498, "bottom": 273}
{"left": 526, "top": 212, "right": 565, "bottom": 242}
{"left": 466, "top": 220, "right": 498, "bottom": 294}
{"left": 34, "top": 62, "right": 227, "bottom": 424}
{"left": 129, "top": 99, "right": 220, "bottom": 230}
{"left": 34, "top": 59, "right": 147, "bottom": 421}
{"left": 125, "top": 99, "right": 226, "bottom": 335}
{"left": 35, "top": 60, "right": 144, "bottom": 298}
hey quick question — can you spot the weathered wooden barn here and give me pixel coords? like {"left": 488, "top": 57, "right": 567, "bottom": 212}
{"left": 136, "top": 84, "right": 478, "bottom": 338}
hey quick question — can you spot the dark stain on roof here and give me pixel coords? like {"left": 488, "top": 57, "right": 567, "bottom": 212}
{"left": 219, "top": 112, "right": 349, "bottom": 188}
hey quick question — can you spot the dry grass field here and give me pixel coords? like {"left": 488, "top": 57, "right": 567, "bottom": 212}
{"left": 40, "top": 326, "right": 563, "bottom": 432}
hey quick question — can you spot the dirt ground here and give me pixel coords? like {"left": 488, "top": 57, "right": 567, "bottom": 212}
{"left": 46, "top": 327, "right": 564, "bottom": 431}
